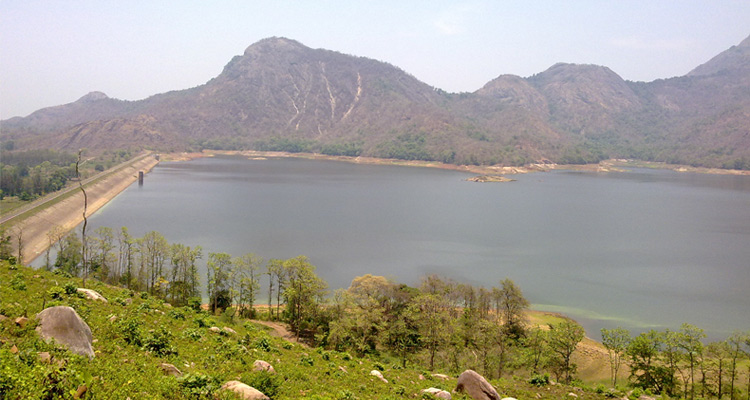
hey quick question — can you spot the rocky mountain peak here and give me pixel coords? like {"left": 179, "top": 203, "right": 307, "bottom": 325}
{"left": 76, "top": 91, "right": 109, "bottom": 103}
{"left": 243, "top": 37, "right": 307, "bottom": 56}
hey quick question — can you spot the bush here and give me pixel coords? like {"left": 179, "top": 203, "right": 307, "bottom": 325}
{"left": 254, "top": 337, "right": 272, "bottom": 352}
{"left": 10, "top": 273, "right": 26, "bottom": 291}
{"left": 142, "top": 326, "right": 177, "bottom": 356}
{"left": 168, "top": 309, "right": 186, "bottom": 320}
{"left": 529, "top": 373, "right": 550, "bottom": 387}
{"left": 182, "top": 328, "right": 203, "bottom": 341}
{"left": 63, "top": 282, "right": 77, "bottom": 295}
{"left": 244, "top": 372, "right": 281, "bottom": 399}
{"left": 47, "top": 286, "right": 65, "bottom": 300}
{"left": 117, "top": 316, "right": 143, "bottom": 346}
{"left": 178, "top": 373, "right": 220, "bottom": 398}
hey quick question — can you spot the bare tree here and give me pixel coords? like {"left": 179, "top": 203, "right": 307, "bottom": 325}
{"left": 76, "top": 150, "right": 89, "bottom": 287}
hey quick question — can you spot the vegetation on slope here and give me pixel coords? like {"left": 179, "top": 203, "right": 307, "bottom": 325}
{"left": 2, "top": 225, "right": 750, "bottom": 399}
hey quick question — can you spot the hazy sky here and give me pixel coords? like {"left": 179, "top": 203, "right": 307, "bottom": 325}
{"left": 2, "top": 1, "right": 749, "bottom": 119}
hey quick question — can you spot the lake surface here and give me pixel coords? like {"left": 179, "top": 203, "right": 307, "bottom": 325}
{"left": 80, "top": 156, "right": 750, "bottom": 339}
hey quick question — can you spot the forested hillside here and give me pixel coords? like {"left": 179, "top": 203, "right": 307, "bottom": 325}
{"left": 2, "top": 228, "right": 749, "bottom": 399}
{"left": 2, "top": 35, "right": 750, "bottom": 169}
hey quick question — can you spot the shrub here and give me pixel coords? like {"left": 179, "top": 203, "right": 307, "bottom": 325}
{"left": 117, "top": 316, "right": 143, "bottom": 346}
{"left": 182, "top": 328, "right": 203, "bottom": 341}
{"left": 10, "top": 273, "right": 26, "bottom": 291}
{"left": 178, "top": 373, "right": 219, "bottom": 398}
{"left": 254, "top": 337, "right": 272, "bottom": 352}
{"left": 529, "top": 373, "right": 550, "bottom": 387}
{"left": 47, "top": 286, "right": 65, "bottom": 300}
{"left": 244, "top": 372, "right": 281, "bottom": 399}
{"left": 299, "top": 354, "right": 314, "bottom": 366}
{"left": 187, "top": 297, "right": 202, "bottom": 311}
{"left": 168, "top": 309, "right": 186, "bottom": 320}
{"left": 63, "top": 282, "right": 77, "bottom": 295}
{"left": 142, "top": 326, "right": 177, "bottom": 356}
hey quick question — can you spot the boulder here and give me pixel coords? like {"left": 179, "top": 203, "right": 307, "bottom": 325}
{"left": 15, "top": 316, "right": 29, "bottom": 328}
{"left": 221, "top": 380, "right": 269, "bottom": 400}
{"left": 77, "top": 288, "right": 108, "bottom": 302}
{"left": 38, "top": 352, "right": 52, "bottom": 364}
{"left": 370, "top": 370, "right": 388, "bottom": 383}
{"left": 223, "top": 327, "right": 237, "bottom": 335}
{"left": 36, "top": 306, "right": 94, "bottom": 358}
{"left": 159, "top": 363, "right": 183, "bottom": 377}
{"left": 454, "top": 370, "right": 500, "bottom": 400}
{"left": 423, "top": 387, "right": 452, "bottom": 399}
{"left": 432, "top": 373, "right": 450, "bottom": 380}
{"left": 208, "top": 326, "right": 222, "bottom": 333}
{"left": 502, "top": 398, "right": 518, "bottom": 400}
{"left": 253, "top": 360, "right": 275, "bottom": 374}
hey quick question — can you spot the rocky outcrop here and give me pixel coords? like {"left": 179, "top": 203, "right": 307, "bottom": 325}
{"left": 77, "top": 288, "right": 108, "bottom": 302}
{"left": 221, "top": 380, "right": 269, "bottom": 400}
{"left": 454, "top": 370, "right": 500, "bottom": 400}
{"left": 36, "top": 306, "right": 94, "bottom": 358}
{"left": 253, "top": 360, "right": 275, "bottom": 374}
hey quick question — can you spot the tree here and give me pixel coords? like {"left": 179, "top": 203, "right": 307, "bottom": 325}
{"left": 169, "top": 243, "right": 202, "bottom": 306}
{"left": 232, "top": 253, "right": 262, "bottom": 318}
{"left": 138, "top": 231, "right": 169, "bottom": 295}
{"left": 494, "top": 278, "right": 530, "bottom": 339}
{"left": 207, "top": 252, "right": 232, "bottom": 313}
{"left": 55, "top": 232, "right": 82, "bottom": 276}
{"left": 282, "top": 256, "right": 328, "bottom": 341}
{"left": 627, "top": 330, "right": 675, "bottom": 395}
{"left": 521, "top": 327, "right": 549, "bottom": 374}
{"left": 705, "top": 340, "right": 731, "bottom": 398}
{"left": 266, "top": 259, "right": 285, "bottom": 320}
{"left": 409, "top": 293, "right": 452, "bottom": 371}
{"left": 727, "top": 331, "right": 748, "bottom": 400}
{"left": 677, "top": 323, "right": 706, "bottom": 400}
{"left": 601, "top": 327, "right": 630, "bottom": 387}
{"left": 547, "top": 320, "right": 584, "bottom": 383}
{"left": 45, "top": 225, "right": 65, "bottom": 270}
{"left": 117, "top": 227, "right": 135, "bottom": 288}
{"left": 75, "top": 150, "right": 90, "bottom": 287}
{"left": 329, "top": 275, "right": 395, "bottom": 356}
{"left": 93, "top": 226, "right": 115, "bottom": 282}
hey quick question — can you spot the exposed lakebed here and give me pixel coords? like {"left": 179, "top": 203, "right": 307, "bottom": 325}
{"left": 78, "top": 155, "right": 750, "bottom": 339}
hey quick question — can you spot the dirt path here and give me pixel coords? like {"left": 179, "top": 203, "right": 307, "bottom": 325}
{"left": 250, "top": 320, "right": 306, "bottom": 346}
{"left": 10, "top": 154, "right": 160, "bottom": 265}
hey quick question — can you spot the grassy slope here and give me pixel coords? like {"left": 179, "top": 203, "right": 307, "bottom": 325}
{"left": 0, "top": 262, "right": 614, "bottom": 400}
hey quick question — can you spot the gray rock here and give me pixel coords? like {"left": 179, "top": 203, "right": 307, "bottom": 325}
{"left": 454, "top": 370, "right": 500, "bottom": 400}
{"left": 223, "top": 327, "right": 237, "bottom": 335}
{"left": 423, "top": 387, "right": 452, "bottom": 399}
{"left": 221, "top": 380, "right": 269, "bottom": 400}
{"left": 36, "top": 306, "right": 94, "bottom": 358}
{"left": 253, "top": 360, "right": 275, "bottom": 373}
{"left": 77, "top": 288, "right": 108, "bottom": 302}
{"left": 159, "top": 362, "right": 183, "bottom": 377}
{"left": 371, "top": 370, "right": 388, "bottom": 383}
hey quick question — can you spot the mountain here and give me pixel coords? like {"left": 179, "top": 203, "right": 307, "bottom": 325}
{"left": 3, "top": 35, "right": 750, "bottom": 169}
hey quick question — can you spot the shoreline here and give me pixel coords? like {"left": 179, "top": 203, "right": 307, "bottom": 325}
{"left": 13, "top": 155, "right": 160, "bottom": 265}
{"left": 162, "top": 150, "right": 750, "bottom": 177}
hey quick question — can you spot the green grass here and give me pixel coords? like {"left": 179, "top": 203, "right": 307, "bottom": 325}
{"left": 0, "top": 261, "right": 618, "bottom": 399}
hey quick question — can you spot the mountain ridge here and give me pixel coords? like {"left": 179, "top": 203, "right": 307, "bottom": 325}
{"left": 3, "top": 34, "right": 750, "bottom": 169}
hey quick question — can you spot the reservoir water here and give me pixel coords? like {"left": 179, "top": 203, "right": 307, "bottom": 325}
{"left": 80, "top": 156, "right": 750, "bottom": 339}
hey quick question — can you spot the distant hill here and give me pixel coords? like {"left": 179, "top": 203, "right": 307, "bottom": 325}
{"left": 3, "top": 35, "right": 750, "bottom": 169}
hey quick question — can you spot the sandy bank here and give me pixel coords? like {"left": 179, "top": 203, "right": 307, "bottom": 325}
{"left": 14, "top": 155, "right": 160, "bottom": 265}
